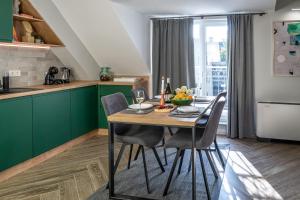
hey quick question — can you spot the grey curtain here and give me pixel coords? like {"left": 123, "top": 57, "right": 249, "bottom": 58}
{"left": 227, "top": 14, "right": 256, "bottom": 138}
{"left": 152, "top": 18, "right": 195, "bottom": 95}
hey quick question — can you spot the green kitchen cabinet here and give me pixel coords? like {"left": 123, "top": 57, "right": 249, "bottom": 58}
{"left": 33, "top": 91, "right": 71, "bottom": 156}
{"left": 70, "top": 86, "right": 98, "bottom": 139}
{"left": 98, "top": 85, "right": 133, "bottom": 128}
{"left": 0, "top": 96, "right": 33, "bottom": 171}
{"left": 0, "top": 0, "right": 13, "bottom": 42}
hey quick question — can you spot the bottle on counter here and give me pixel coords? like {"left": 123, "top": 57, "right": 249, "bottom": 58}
{"left": 2, "top": 72, "right": 9, "bottom": 91}
{"left": 165, "top": 77, "right": 172, "bottom": 103}
{"left": 159, "top": 76, "right": 165, "bottom": 107}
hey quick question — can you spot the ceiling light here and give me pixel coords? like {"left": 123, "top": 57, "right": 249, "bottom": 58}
{"left": 291, "top": 8, "right": 300, "bottom": 11}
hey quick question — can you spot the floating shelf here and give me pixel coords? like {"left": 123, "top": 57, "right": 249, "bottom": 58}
{"left": 0, "top": 41, "right": 63, "bottom": 49}
{"left": 13, "top": 14, "right": 44, "bottom": 22}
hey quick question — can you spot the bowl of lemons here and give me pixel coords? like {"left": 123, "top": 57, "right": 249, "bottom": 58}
{"left": 171, "top": 86, "right": 193, "bottom": 106}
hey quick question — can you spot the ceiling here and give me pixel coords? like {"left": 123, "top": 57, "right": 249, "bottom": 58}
{"left": 111, "top": 0, "right": 276, "bottom": 16}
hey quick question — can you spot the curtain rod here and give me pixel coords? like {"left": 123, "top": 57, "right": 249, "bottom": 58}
{"left": 150, "top": 12, "right": 266, "bottom": 20}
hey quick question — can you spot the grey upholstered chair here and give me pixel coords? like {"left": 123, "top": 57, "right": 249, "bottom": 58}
{"left": 101, "top": 92, "right": 165, "bottom": 193}
{"left": 131, "top": 87, "right": 169, "bottom": 166}
{"left": 163, "top": 97, "right": 226, "bottom": 199}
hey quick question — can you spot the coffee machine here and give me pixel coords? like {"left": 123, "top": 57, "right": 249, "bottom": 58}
{"left": 44, "top": 66, "right": 59, "bottom": 85}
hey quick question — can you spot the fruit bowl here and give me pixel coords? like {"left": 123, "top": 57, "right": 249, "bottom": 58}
{"left": 171, "top": 99, "right": 193, "bottom": 106}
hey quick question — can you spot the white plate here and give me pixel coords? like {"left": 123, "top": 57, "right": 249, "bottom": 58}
{"left": 177, "top": 106, "right": 199, "bottom": 113}
{"left": 129, "top": 103, "right": 153, "bottom": 110}
{"left": 154, "top": 95, "right": 161, "bottom": 99}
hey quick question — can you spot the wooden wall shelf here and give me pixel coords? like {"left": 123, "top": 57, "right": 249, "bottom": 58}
{"left": 0, "top": 41, "right": 63, "bottom": 48}
{"left": 13, "top": 14, "right": 44, "bottom": 22}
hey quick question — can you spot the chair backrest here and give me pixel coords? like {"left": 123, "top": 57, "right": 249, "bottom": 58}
{"left": 131, "top": 87, "right": 150, "bottom": 104}
{"left": 197, "top": 97, "right": 226, "bottom": 149}
{"left": 101, "top": 92, "right": 130, "bottom": 134}
{"left": 210, "top": 91, "right": 227, "bottom": 112}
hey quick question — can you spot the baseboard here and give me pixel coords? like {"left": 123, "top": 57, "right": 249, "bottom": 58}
{"left": 0, "top": 128, "right": 106, "bottom": 183}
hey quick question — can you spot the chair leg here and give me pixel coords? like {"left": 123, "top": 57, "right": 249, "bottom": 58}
{"left": 177, "top": 150, "right": 185, "bottom": 175}
{"left": 198, "top": 150, "right": 211, "bottom": 200}
{"left": 163, "top": 149, "right": 182, "bottom": 196}
{"left": 152, "top": 148, "right": 165, "bottom": 172}
{"left": 188, "top": 151, "right": 192, "bottom": 173}
{"left": 106, "top": 143, "right": 126, "bottom": 189}
{"left": 167, "top": 127, "right": 174, "bottom": 136}
{"left": 214, "top": 139, "right": 225, "bottom": 168}
{"left": 162, "top": 138, "right": 168, "bottom": 165}
{"left": 141, "top": 146, "right": 150, "bottom": 193}
{"left": 134, "top": 145, "right": 142, "bottom": 161}
{"left": 127, "top": 144, "right": 133, "bottom": 169}
{"left": 205, "top": 150, "right": 218, "bottom": 179}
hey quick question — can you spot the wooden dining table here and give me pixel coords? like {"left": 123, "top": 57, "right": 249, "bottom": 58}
{"left": 106, "top": 100, "right": 214, "bottom": 200}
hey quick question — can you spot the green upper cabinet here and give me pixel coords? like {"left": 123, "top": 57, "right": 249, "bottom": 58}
{"left": 32, "top": 91, "right": 71, "bottom": 156}
{"left": 0, "top": 0, "right": 13, "bottom": 42}
{"left": 98, "top": 85, "right": 133, "bottom": 128}
{"left": 0, "top": 96, "right": 33, "bottom": 171}
{"left": 70, "top": 86, "right": 98, "bottom": 139}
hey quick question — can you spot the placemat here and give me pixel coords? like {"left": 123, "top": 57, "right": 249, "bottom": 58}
{"left": 121, "top": 108, "right": 154, "bottom": 115}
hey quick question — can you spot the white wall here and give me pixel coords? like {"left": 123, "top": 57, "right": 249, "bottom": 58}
{"left": 254, "top": 1, "right": 300, "bottom": 103}
{"left": 30, "top": 0, "right": 101, "bottom": 80}
{"left": 52, "top": 0, "right": 150, "bottom": 76}
{"left": 112, "top": 2, "right": 151, "bottom": 70}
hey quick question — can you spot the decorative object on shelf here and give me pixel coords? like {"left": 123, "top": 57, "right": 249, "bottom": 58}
{"left": 99, "top": 66, "right": 113, "bottom": 81}
{"left": 32, "top": 32, "right": 44, "bottom": 44}
{"left": 12, "top": 27, "right": 19, "bottom": 42}
{"left": 171, "top": 86, "right": 193, "bottom": 106}
{"left": 13, "top": 0, "right": 21, "bottom": 14}
{"left": 273, "top": 21, "right": 300, "bottom": 76}
{"left": 21, "top": 21, "right": 34, "bottom": 43}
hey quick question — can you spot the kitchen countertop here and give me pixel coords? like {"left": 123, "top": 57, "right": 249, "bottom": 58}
{"left": 0, "top": 79, "right": 145, "bottom": 100}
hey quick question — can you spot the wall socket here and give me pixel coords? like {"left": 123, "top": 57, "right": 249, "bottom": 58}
{"left": 8, "top": 70, "right": 21, "bottom": 77}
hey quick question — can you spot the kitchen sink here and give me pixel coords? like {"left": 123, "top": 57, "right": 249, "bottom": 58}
{"left": 0, "top": 87, "right": 43, "bottom": 95}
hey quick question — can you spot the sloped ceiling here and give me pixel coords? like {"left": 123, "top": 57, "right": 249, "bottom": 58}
{"left": 52, "top": 0, "right": 150, "bottom": 76}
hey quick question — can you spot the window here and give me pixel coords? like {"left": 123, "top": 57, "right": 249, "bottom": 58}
{"left": 193, "top": 19, "right": 228, "bottom": 96}
{"left": 194, "top": 19, "right": 228, "bottom": 126}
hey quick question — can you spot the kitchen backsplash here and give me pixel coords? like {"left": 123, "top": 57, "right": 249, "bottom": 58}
{"left": 0, "top": 46, "right": 65, "bottom": 87}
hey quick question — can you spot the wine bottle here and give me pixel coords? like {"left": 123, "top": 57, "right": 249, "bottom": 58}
{"left": 165, "top": 77, "right": 172, "bottom": 103}
{"left": 159, "top": 76, "right": 165, "bottom": 106}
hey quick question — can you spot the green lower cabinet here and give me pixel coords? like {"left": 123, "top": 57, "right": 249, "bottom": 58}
{"left": 0, "top": 0, "right": 13, "bottom": 42}
{"left": 33, "top": 91, "right": 71, "bottom": 156}
{"left": 98, "top": 85, "right": 133, "bottom": 128}
{"left": 0, "top": 96, "right": 33, "bottom": 171}
{"left": 70, "top": 86, "right": 98, "bottom": 139}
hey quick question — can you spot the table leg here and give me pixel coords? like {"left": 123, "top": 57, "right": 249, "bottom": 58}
{"left": 108, "top": 123, "right": 115, "bottom": 197}
{"left": 192, "top": 127, "right": 196, "bottom": 200}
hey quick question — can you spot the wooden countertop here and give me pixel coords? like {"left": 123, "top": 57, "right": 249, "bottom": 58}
{"left": 0, "top": 80, "right": 143, "bottom": 100}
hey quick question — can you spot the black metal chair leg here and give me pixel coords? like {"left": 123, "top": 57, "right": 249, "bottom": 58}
{"left": 106, "top": 143, "right": 126, "bottom": 189}
{"left": 141, "top": 146, "right": 150, "bottom": 193}
{"left": 188, "top": 151, "right": 192, "bottom": 173}
{"left": 198, "top": 150, "right": 211, "bottom": 200}
{"left": 163, "top": 149, "right": 182, "bottom": 196}
{"left": 134, "top": 145, "right": 142, "bottom": 161}
{"left": 205, "top": 150, "right": 218, "bottom": 179}
{"left": 214, "top": 139, "right": 225, "bottom": 168}
{"left": 162, "top": 138, "right": 168, "bottom": 165}
{"left": 127, "top": 144, "right": 133, "bottom": 169}
{"left": 167, "top": 127, "right": 174, "bottom": 136}
{"left": 177, "top": 150, "right": 185, "bottom": 175}
{"left": 152, "top": 148, "right": 165, "bottom": 172}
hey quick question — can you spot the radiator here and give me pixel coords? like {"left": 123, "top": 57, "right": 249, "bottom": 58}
{"left": 257, "top": 102, "right": 300, "bottom": 141}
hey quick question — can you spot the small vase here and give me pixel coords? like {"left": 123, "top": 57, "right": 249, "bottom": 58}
{"left": 99, "top": 67, "right": 113, "bottom": 81}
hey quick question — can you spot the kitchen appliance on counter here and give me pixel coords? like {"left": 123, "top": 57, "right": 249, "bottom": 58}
{"left": 61, "top": 67, "right": 71, "bottom": 83}
{"left": 44, "top": 66, "right": 71, "bottom": 85}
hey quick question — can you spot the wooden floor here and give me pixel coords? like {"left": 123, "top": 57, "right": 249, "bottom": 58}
{"left": 0, "top": 129, "right": 299, "bottom": 200}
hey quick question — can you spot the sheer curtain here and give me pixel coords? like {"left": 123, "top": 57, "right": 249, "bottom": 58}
{"left": 152, "top": 18, "right": 195, "bottom": 95}
{"left": 227, "top": 14, "right": 256, "bottom": 138}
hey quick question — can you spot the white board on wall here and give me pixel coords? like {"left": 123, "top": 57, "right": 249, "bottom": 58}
{"left": 273, "top": 20, "right": 300, "bottom": 77}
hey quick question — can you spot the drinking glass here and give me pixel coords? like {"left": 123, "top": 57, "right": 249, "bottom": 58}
{"left": 192, "top": 87, "right": 201, "bottom": 107}
{"left": 136, "top": 90, "right": 145, "bottom": 113}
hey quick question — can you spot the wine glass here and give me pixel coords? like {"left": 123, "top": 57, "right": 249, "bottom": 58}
{"left": 136, "top": 90, "right": 145, "bottom": 113}
{"left": 191, "top": 87, "right": 201, "bottom": 107}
